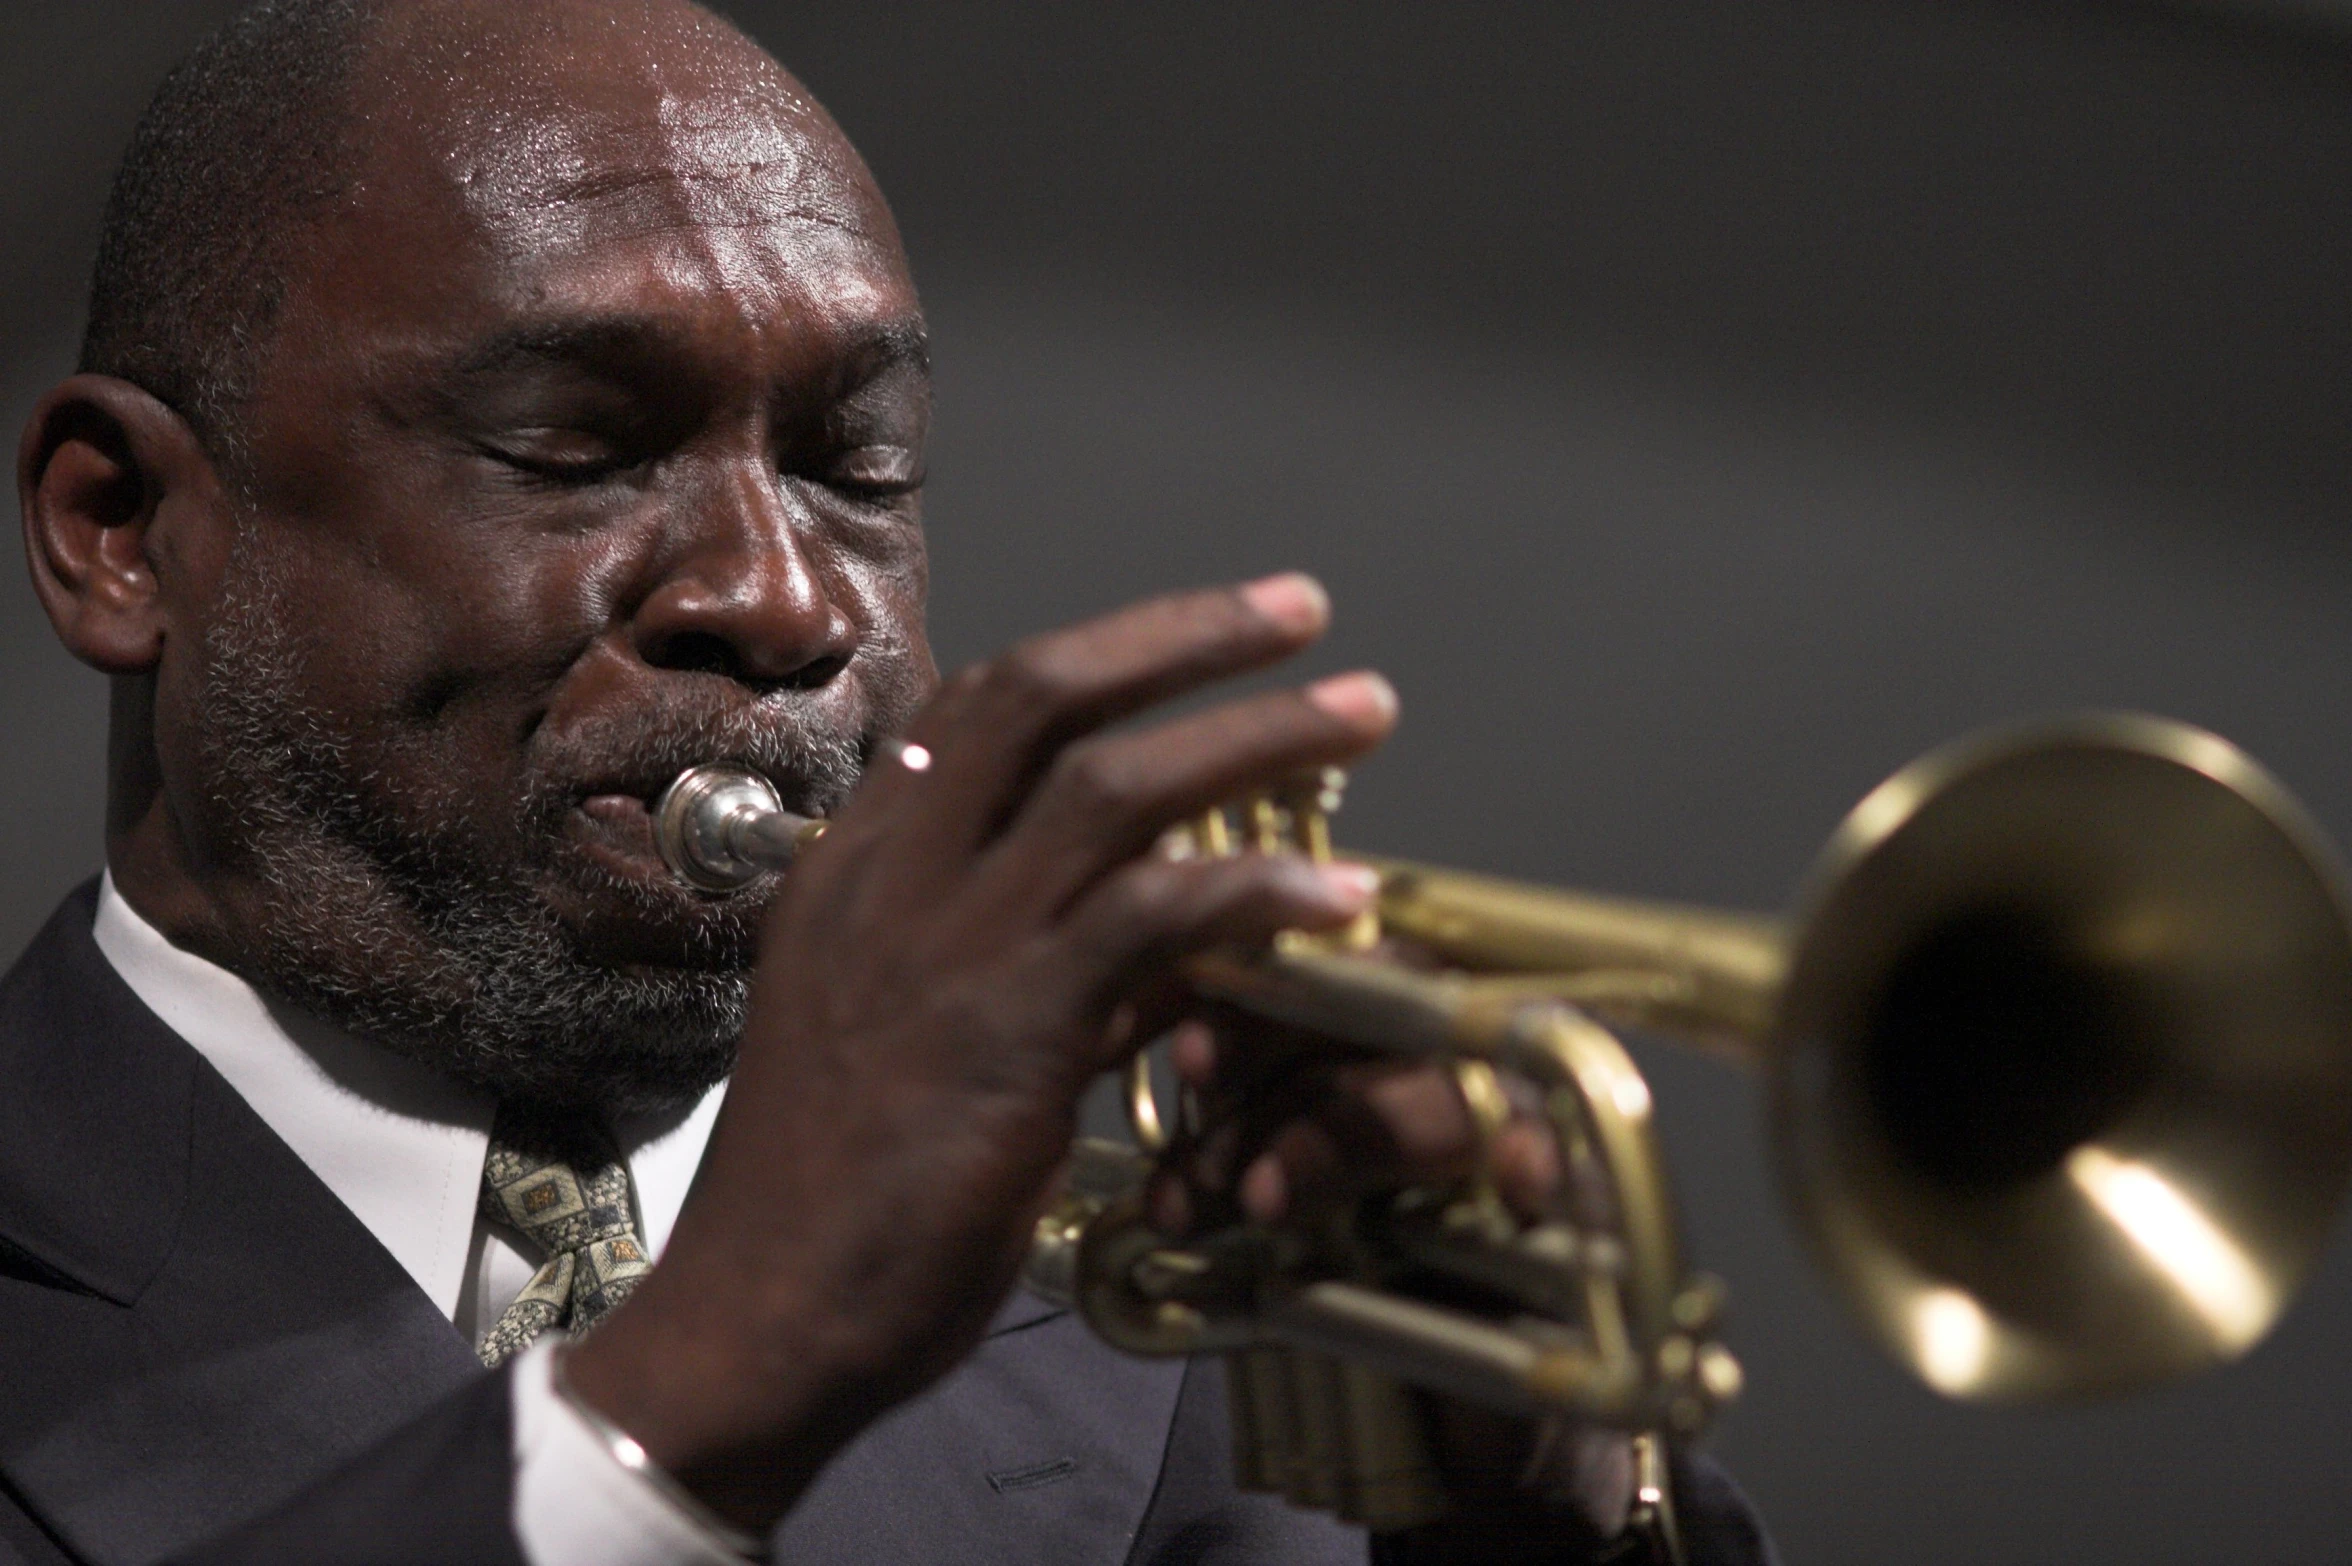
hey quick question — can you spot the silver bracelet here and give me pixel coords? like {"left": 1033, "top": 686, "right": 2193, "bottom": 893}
{"left": 548, "top": 1344, "right": 769, "bottom": 1561}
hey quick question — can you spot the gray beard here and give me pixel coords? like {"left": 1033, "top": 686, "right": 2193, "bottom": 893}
{"left": 192, "top": 540, "right": 883, "bottom": 1115}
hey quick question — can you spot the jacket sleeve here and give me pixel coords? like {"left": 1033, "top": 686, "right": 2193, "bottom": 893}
{"left": 162, "top": 1370, "right": 527, "bottom": 1566}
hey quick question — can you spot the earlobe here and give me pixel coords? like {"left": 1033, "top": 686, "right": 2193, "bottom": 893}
{"left": 18, "top": 374, "right": 216, "bottom": 675}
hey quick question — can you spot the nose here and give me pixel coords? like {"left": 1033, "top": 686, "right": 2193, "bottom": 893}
{"left": 631, "top": 464, "right": 856, "bottom": 691}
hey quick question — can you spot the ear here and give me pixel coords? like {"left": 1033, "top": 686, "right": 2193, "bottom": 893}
{"left": 19, "top": 374, "right": 224, "bottom": 675}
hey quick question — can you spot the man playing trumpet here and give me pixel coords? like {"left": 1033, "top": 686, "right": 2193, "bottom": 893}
{"left": 4, "top": 2, "right": 1770, "bottom": 1561}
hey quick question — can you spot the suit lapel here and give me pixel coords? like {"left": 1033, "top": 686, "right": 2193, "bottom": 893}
{"left": 0, "top": 886, "right": 192, "bottom": 1308}
{"left": 0, "top": 885, "right": 1189, "bottom": 1564}
{"left": 0, "top": 886, "right": 482, "bottom": 1566}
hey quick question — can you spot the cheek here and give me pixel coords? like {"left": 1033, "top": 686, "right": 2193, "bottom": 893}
{"left": 885, "top": 529, "right": 939, "bottom": 689}
{"left": 810, "top": 506, "right": 931, "bottom": 655}
{"left": 368, "top": 500, "right": 634, "bottom": 704}
{"left": 211, "top": 531, "right": 454, "bottom": 722}
{"left": 248, "top": 520, "right": 629, "bottom": 815}
{"left": 821, "top": 521, "right": 939, "bottom": 717}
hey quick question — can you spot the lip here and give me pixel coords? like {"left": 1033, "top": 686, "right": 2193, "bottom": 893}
{"left": 570, "top": 791, "right": 672, "bottom": 883}
{"left": 558, "top": 757, "right": 832, "bottom": 891}
{"left": 548, "top": 791, "right": 776, "bottom": 969}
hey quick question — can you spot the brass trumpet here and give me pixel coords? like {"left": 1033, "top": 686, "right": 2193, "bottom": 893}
{"left": 655, "top": 715, "right": 2352, "bottom": 1540}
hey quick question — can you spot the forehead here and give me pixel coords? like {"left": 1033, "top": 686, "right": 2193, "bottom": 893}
{"left": 289, "top": 3, "right": 913, "bottom": 368}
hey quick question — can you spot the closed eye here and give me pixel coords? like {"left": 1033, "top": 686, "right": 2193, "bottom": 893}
{"left": 825, "top": 445, "right": 924, "bottom": 498}
{"left": 475, "top": 429, "right": 637, "bottom": 484}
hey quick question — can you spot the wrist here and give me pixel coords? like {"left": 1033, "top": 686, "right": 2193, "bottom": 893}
{"left": 548, "top": 1342, "right": 769, "bottom": 1558}
{"left": 560, "top": 1267, "right": 875, "bottom": 1534}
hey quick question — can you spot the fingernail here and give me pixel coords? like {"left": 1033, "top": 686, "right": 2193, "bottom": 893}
{"left": 1317, "top": 862, "right": 1380, "bottom": 909}
{"left": 1305, "top": 671, "right": 1398, "bottom": 728}
{"left": 1240, "top": 572, "right": 1330, "bottom": 636}
{"left": 1239, "top": 1155, "right": 1288, "bottom": 1224}
{"left": 1169, "top": 1020, "right": 1219, "bottom": 1081}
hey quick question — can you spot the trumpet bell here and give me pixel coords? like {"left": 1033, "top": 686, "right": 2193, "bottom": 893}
{"left": 1778, "top": 715, "right": 2352, "bottom": 1400}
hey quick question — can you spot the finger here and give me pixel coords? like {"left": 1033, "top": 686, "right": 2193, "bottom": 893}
{"left": 1173, "top": 1107, "right": 1559, "bottom": 1234}
{"left": 1233, "top": 1107, "right": 1376, "bottom": 1224}
{"left": 860, "top": 576, "right": 1334, "bottom": 867}
{"left": 1206, "top": 1056, "right": 1550, "bottom": 1224}
{"left": 1168, "top": 1021, "right": 1217, "bottom": 1086}
{"left": 1349, "top": 1066, "right": 1561, "bottom": 1219}
{"left": 1179, "top": 1102, "right": 1264, "bottom": 1198}
{"left": 1233, "top": 1064, "right": 1477, "bottom": 1223}
{"left": 1491, "top": 1120, "right": 1565, "bottom": 1219}
{"left": 971, "top": 670, "right": 1396, "bottom": 920}
{"left": 1352, "top": 1064, "right": 1481, "bottom": 1172}
{"left": 1239, "top": 1150, "right": 1291, "bottom": 1224}
{"left": 1050, "top": 853, "right": 1380, "bottom": 1062}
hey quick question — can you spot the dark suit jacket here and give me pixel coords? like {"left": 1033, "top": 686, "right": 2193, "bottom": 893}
{"left": 0, "top": 885, "right": 1775, "bottom": 1566}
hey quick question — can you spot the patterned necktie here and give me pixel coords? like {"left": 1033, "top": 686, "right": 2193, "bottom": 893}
{"left": 475, "top": 1106, "right": 656, "bottom": 1369}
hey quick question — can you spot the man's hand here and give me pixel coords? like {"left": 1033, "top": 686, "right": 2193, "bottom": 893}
{"left": 1147, "top": 1019, "right": 1641, "bottom": 1556}
{"left": 566, "top": 575, "right": 1398, "bottom": 1528}
{"left": 1145, "top": 1016, "right": 1568, "bottom": 1237}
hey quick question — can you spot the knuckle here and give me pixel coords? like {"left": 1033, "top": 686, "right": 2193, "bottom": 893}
{"left": 1175, "top": 854, "right": 1276, "bottom": 920}
{"left": 1072, "top": 862, "right": 1191, "bottom": 964}
{"left": 1227, "top": 851, "right": 1319, "bottom": 914}
{"left": 1100, "top": 859, "right": 1188, "bottom": 928}
{"left": 1045, "top": 741, "right": 1145, "bottom": 822}
{"left": 990, "top": 638, "right": 1086, "bottom": 711}
{"left": 1190, "top": 856, "right": 1324, "bottom": 945}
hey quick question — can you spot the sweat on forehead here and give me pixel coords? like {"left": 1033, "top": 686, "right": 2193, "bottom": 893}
{"left": 350, "top": 0, "right": 887, "bottom": 244}
{"left": 79, "top": 0, "right": 891, "bottom": 475}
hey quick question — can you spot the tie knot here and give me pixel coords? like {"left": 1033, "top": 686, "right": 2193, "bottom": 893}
{"left": 475, "top": 1105, "right": 655, "bottom": 1368}
{"left": 479, "top": 1108, "right": 639, "bottom": 1254}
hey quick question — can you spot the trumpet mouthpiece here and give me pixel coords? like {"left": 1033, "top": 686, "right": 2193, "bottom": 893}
{"left": 652, "top": 764, "right": 823, "bottom": 892}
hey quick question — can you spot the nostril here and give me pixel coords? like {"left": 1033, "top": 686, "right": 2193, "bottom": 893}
{"left": 642, "top": 630, "right": 850, "bottom": 693}
{"left": 644, "top": 630, "right": 739, "bottom": 679}
{"left": 782, "top": 651, "right": 851, "bottom": 691}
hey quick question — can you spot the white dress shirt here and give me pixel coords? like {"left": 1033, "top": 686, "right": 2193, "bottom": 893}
{"left": 91, "top": 873, "right": 746, "bottom": 1565}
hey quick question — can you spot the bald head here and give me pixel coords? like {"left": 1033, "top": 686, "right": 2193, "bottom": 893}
{"left": 357, "top": 0, "right": 891, "bottom": 255}
{"left": 82, "top": 0, "right": 889, "bottom": 478}
{"left": 80, "top": 0, "right": 379, "bottom": 467}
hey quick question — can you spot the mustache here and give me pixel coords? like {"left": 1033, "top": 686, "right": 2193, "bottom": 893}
{"left": 519, "top": 694, "right": 873, "bottom": 825}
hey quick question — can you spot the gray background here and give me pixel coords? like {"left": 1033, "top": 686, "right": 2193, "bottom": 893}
{"left": 6, "top": 2, "right": 2351, "bottom": 1560}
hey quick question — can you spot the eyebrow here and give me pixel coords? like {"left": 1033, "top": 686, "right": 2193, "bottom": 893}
{"left": 448, "top": 314, "right": 931, "bottom": 383}
{"left": 838, "top": 318, "right": 932, "bottom": 378}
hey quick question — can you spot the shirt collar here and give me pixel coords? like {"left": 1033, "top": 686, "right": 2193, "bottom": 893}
{"left": 92, "top": 872, "right": 499, "bottom": 1318}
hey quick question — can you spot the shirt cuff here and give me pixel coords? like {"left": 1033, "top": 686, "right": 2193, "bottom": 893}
{"left": 510, "top": 1337, "right": 762, "bottom": 1566}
